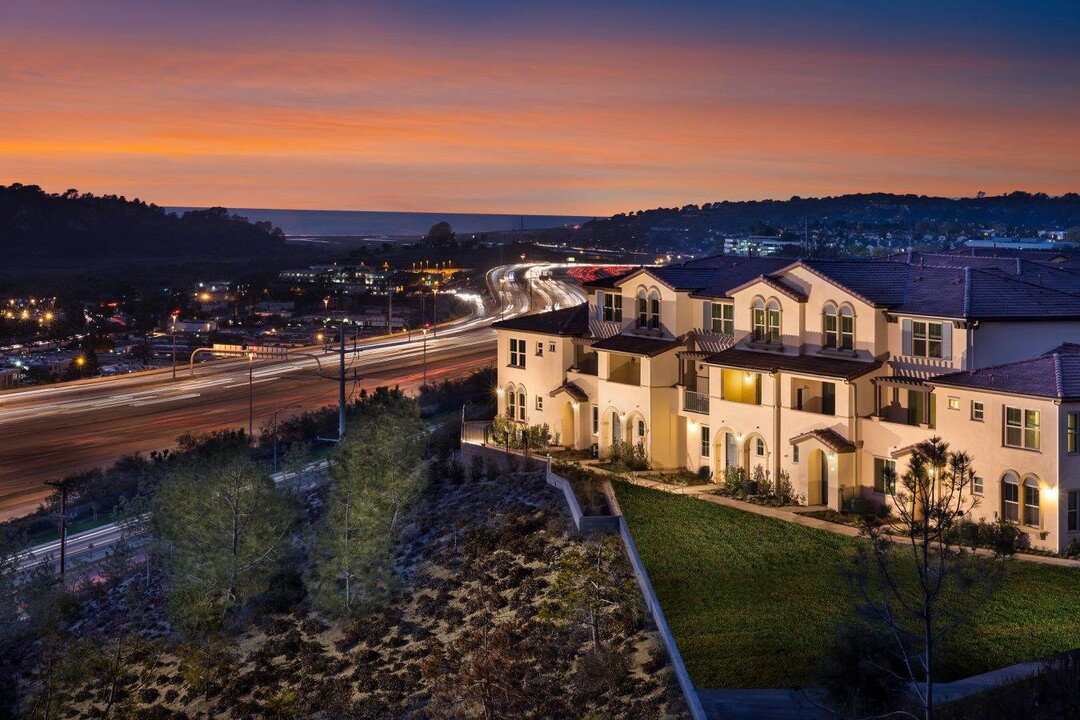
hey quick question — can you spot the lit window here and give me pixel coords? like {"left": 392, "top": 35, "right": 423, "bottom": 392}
{"left": 752, "top": 299, "right": 766, "bottom": 341}
{"left": 912, "top": 321, "right": 943, "bottom": 358}
{"left": 1023, "top": 477, "right": 1040, "bottom": 527}
{"left": 972, "top": 401, "right": 984, "bottom": 421}
{"left": 1068, "top": 413, "right": 1078, "bottom": 454}
{"left": 509, "top": 338, "right": 526, "bottom": 368}
{"left": 1002, "top": 472, "right": 1019, "bottom": 523}
{"left": 947, "top": 397, "right": 960, "bottom": 411}
{"left": 701, "top": 426, "right": 710, "bottom": 457}
{"left": 1004, "top": 407, "right": 1040, "bottom": 450}
{"left": 710, "top": 303, "right": 734, "bottom": 335}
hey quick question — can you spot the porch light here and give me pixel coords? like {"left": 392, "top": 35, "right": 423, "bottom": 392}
{"left": 744, "top": 372, "right": 753, "bottom": 384}
{"left": 688, "top": 420, "right": 697, "bottom": 429}
{"left": 496, "top": 387, "right": 504, "bottom": 395}
{"left": 571, "top": 401, "right": 579, "bottom": 409}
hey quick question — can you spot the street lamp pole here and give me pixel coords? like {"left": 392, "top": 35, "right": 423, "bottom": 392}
{"left": 422, "top": 327, "right": 429, "bottom": 385}
{"left": 170, "top": 313, "right": 178, "bottom": 380}
{"left": 247, "top": 352, "right": 254, "bottom": 439}
{"left": 432, "top": 283, "right": 439, "bottom": 338}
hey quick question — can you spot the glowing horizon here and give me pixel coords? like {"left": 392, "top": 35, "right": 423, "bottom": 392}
{"left": 3, "top": 1, "right": 1078, "bottom": 215}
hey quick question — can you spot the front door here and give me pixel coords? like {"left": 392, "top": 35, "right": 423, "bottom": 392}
{"left": 819, "top": 452, "right": 829, "bottom": 505}
{"left": 725, "top": 432, "right": 737, "bottom": 469}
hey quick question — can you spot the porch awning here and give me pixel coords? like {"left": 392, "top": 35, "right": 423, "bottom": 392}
{"left": 789, "top": 428, "right": 856, "bottom": 453}
{"left": 549, "top": 381, "right": 589, "bottom": 403}
{"left": 872, "top": 376, "right": 931, "bottom": 390}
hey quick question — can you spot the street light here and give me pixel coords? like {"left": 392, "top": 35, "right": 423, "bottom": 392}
{"left": 432, "top": 282, "right": 439, "bottom": 338}
{"left": 272, "top": 403, "right": 303, "bottom": 473}
{"left": 170, "top": 310, "right": 179, "bottom": 380}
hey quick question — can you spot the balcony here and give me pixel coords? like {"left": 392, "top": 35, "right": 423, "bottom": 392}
{"left": 684, "top": 389, "right": 710, "bottom": 414}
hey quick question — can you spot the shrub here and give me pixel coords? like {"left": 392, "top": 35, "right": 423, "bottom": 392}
{"left": 607, "top": 440, "right": 650, "bottom": 471}
{"left": 468, "top": 455, "right": 484, "bottom": 483}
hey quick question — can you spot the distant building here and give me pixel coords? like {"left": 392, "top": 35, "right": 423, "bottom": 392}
{"left": 0, "top": 367, "right": 19, "bottom": 389}
{"left": 723, "top": 236, "right": 803, "bottom": 257}
{"left": 965, "top": 237, "right": 1071, "bottom": 251}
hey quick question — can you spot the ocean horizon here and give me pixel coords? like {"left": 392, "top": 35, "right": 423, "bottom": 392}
{"left": 167, "top": 207, "right": 597, "bottom": 238}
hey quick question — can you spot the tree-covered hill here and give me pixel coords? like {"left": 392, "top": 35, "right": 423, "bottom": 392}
{"left": 0, "top": 184, "right": 285, "bottom": 265}
{"left": 574, "top": 191, "right": 1080, "bottom": 250}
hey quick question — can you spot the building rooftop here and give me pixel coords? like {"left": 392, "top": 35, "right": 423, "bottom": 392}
{"left": 491, "top": 303, "right": 590, "bottom": 336}
{"left": 590, "top": 333, "right": 686, "bottom": 357}
{"left": 929, "top": 343, "right": 1080, "bottom": 400}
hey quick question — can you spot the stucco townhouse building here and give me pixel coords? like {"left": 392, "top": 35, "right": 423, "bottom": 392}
{"left": 493, "top": 249, "right": 1080, "bottom": 552}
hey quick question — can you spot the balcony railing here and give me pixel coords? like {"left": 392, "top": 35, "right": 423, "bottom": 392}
{"left": 684, "top": 389, "right": 710, "bottom": 414}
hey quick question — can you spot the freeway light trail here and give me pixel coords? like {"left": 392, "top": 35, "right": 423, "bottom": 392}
{"left": 0, "top": 263, "right": 587, "bottom": 521}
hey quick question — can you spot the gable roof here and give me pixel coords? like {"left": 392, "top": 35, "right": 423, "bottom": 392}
{"left": 491, "top": 303, "right": 590, "bottom": 336}
{"left": 790, "top": 428, "right": 856, "bottom": 453}
{"left": 726, "top": 274, "right": 808, "bottom": 302}
{"left": 929, "top": 343, "right": 1080, "bottom": 400}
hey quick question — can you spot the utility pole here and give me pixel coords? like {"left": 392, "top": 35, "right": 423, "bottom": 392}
{"left": 422, "top": 326, "right": 429, "bottom": 385}
{"left": 44, "top": 478, "right": 73, "bottom": 576}
{"left": 247, "top": 352, "right": 254, "bottom": 438}
{"left": 338, "top": 320, "right": 346, "bottom": 441}
{"left": 387, "top": 279, "right": 393, "bottom": 335}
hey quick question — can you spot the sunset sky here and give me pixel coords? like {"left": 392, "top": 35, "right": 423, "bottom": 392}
{"left": 2, "top": 1, "right": 1079, "bottom": 215}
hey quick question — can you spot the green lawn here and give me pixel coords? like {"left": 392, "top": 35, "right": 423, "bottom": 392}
{"left": 615, "top": 482, "right": 1080, "bottom": 689}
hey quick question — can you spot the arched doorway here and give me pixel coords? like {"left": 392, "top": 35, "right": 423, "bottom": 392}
{"left": 808, "top": 448, "right": 829, "bottom": 506}
{"left": 560, "top": 401, "right": 576, "bottom": 449}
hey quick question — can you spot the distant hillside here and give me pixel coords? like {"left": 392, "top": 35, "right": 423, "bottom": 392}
{"left": 574, "top": 191, "right": 1080, "bottom": 250}
{"left": 0, "top": 184, "right": 285, "bottom": 266}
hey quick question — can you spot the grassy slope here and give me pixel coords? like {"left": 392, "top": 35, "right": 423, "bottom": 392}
{"left": 615, "top": 482, "right": 1080, "bottom": 689}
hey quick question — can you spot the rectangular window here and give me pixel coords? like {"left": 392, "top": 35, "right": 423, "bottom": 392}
{"left": 972, "top": 475, "right": 983, "bottom": 495}
{"left": 947, "top": 397, "right": 960, "bottom": 411}
{"left": 1069, "top": 491, "right": 1079, "bottom": 532}
{"left": 591, "top": 404, "right": 599, "bottom": 435}
{"left": 700, "top": 426, "right": 710, "bottom": 457}
{"left": 873, "top": 457, "right": 896, "bottom": 494}
{"left": 911, "top": 321, "right": 943, "bottom": 358}
{"left": 1068, "top": 413, "right": 1078, "bottom": 454}
{"left": 548, "top": 342, "right": 556, "bottom": 353}
{"left": 822, "top": 382, "right": 836, "bottom": 416}
{"left": 509, "top": 338, "right": 526, "bottom": 368}
{"left": 602, "top": 292, "right": 622, "bottom": 322}
{"left": 637, "top": 295, "right": 648, "bottom": 328}
{"left": 535, "top": 396, "right": 543, "bottom": 412}
{"left": 536, "top": 341, "right": 544, "bottom": 356}
{"left": 767, "top": 308, "right": 781, "bottom": 343}
{"left": 752, "top": 308, "right": 766, "bottom": 341}
{"left": 792, "top": 445, "right": 799, "bottom": 463}
{"left": 1004, "top": 406, "right": 1040, "bottom": 450}
{"left": 710, "top": 303, "right": 734, "bottom": 335}
{"left": 972, "top": 401, "right": 984, "bottom": 421}
{"left": 517, "top": 391, "right": 526, "bottom": 421}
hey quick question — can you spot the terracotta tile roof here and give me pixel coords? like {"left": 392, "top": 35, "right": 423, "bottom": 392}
{"left": 929, "top": 343, "right": 1080, "bottom": 400}
{"left": 789, "top": 428, "right": 856, "bottom": 453}
{"left": 726, "top": 274, "right": 808, "bottom": 302}
{"left": 705, "top": 347, "right": 882, "bottom": 380}
{"left": 548, "top": 381, "right": 589, "bottom": 402}
{"left": 491, "top": 303, "right": 589, "bottom": 336}
{"left": 590, "top": 333, "right": 686, "bottom": 357}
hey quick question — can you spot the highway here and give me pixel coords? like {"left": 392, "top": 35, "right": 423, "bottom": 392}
{"left": 0, "top": 263, "right": 586, "bottom": 522}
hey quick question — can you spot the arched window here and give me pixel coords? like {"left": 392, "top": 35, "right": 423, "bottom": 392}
{"left": 839, "top": 305, "right": 855, "bottom": 350}
{"left": 506, "top": 384, "right": 517, "bottom": 420}
{"left": 517, "top": 387, "right": 526, "bottom": 422}
{"left": 636, "top": 289, "right": 648, "bottom": 328}
{"left": 822, "top": 303, "right": 838, "bottom": 348}
{"left": 755, "top": 437, "right": 766, "bottom": 456}
{"left": 1023, "top": 476, "right": 1040, "bottom": 527}
{"left": 648, "top": 290, "right": 661, "bottom": 329}
{"left": 766, "top": 300, "right": 781, "bottom": 343}
{"left": 752, "top": 298, "right": 766, "bottom": 341}
{"left": 1002, "top": 472, "right": 1020, "bottom": 523}
{"left": 636, "top": 418, "right": 646, "bottom": 441}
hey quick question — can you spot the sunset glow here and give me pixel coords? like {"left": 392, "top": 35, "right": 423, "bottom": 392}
{"left": 3, "top": 0, "right": 1079, "bottom": 213}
